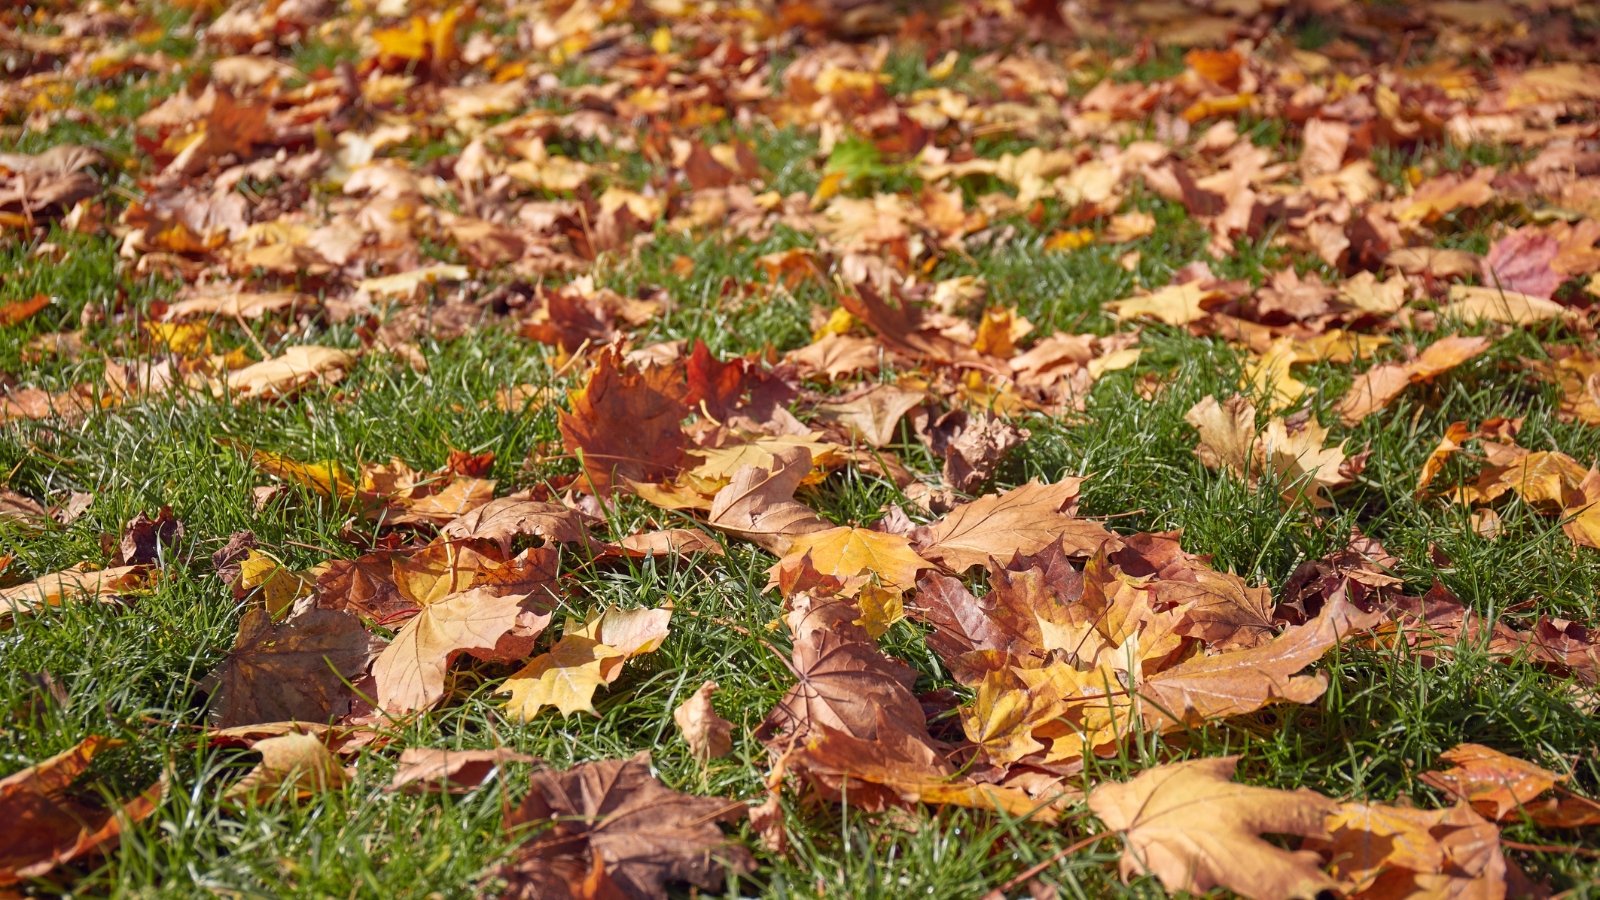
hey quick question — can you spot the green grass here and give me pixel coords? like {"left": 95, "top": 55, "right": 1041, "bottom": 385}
{"left": 3, "top": 5, "right": 1600, "bottom": 899}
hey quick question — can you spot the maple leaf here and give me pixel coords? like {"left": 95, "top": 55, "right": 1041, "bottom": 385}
{"left": 706, "top": 446, "right": 829, "bottom": 553}
{"left": 116, "top": 506, "right": 184, "bottom": 566}
{"left": 0, "top": 563, "right": 154, "bottom": 620}
{"left": 760, "top": 599, "right": 930, "bottom": 747}
{"left": 214, "top": 346, "right": 355, "bottom": 401}
{"left": 203, "top": 607, "right": 380, "bottom": 728}
{"left": 0, "top": 736, "right": 163, "bottom": 888}
{"left": 1130, "top": 595, "right": 1382, "bottom": 733}
{"left": 613, "top": 527, "right": 724, "bottom": 558}
{"left": 911, "top": 479, "right": 1109, "bottom": 571}
{"left": 438, "top": 496, "right": 596, "bottom": 554}
{"left": 673, "top": 681, "right": 733, "bottom": 764}
{"left": 768, "top": 526, "right": 931, "bottom": 596}
{"left": 1336, "top": 336, "right": 1491, "bottom": 426}
{"left": 1421, "top": 743, "right": 1600, "bottom": 827}
{"left": 386, "top": 747, "right": 536, "bottom": 795}
{"left": 372, "top": 587, "right": 533, "bottom": 713}
{"left": 500, "top": 635, "right": 622, "bottom": 719}
{"left": 1088, "top": 756, "right": 1338, "bottom": 899}
{"left": 224, "top": 731, "right": 349, "bottom": 804}
{"left": 559, "top": 347, "right": 689, "bottom": 496}
{"left": 567, "top": 606, "right": 672, "bottom": 677}
{"left": 1105, "top": 282, "right": 1225, "bottom": 325}
{"left": 1188, "top": 395, "right": 1356, "bottom": 507}
{"left": 1325, "top": 801, "right": 1508, "bottom": 896}
{"left": 812, "top": 383, "right": 925, "bottom": 448}
{"left": 493, "top": 753, "right": 754, "bottom": 899}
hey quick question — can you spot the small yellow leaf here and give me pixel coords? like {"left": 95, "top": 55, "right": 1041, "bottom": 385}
{"left": 500, "top": 635, "right": 622, "bottom": 719}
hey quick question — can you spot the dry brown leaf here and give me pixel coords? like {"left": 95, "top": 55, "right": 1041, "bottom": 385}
{"left": 0, "top": 564, "right": 154, "bottom": 619}
{"left": 224, "top": 731, "right": 349, "bottom": 804}
{"left": 559, "top": 348, "right": 688, "bottom": 496}
{"left": 1336, "top": 336, "right": 1491, "bottom": 426}
{"left": 437, "top": 496, "right": 595, "bottom": 553}
{"left": 215, "top": 346, "right": 355, "bottom": 400}
{"left": 0, "top": 736, "right": 163, "bottom": 888}
{"left": 673, "top": 681, "right": 733, "bottom": 764}
{"left": 203, "top": 607, "right": 381, "bottom": 728}
{"left": 386, "top": 747, "right": 536, "bottom": 794}
{"left": 706, "top": 446, "right": 829, "bottom": 554}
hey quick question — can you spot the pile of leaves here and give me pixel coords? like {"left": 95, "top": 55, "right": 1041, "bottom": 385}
{"left": 4, "top": 0, "right": 1600, "bottom": 896}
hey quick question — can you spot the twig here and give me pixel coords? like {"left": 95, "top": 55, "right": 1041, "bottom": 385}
{"left": 980, "top": 832, "right": 1103, "bottom": 900}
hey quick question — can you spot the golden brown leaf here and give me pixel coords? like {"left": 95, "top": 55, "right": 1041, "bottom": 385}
{"left": 1088, "top": 756, "right": 1338, "bottom": 899}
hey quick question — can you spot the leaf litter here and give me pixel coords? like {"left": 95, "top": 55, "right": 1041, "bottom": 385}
{"left": 2, "top": 0, "right": 1600, "bottom": 896}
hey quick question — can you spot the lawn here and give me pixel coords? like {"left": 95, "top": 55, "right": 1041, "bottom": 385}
{"left": 2, "top": 1, "right": 1600, "bottom": 897}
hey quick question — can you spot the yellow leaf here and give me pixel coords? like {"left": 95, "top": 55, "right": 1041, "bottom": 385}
{"left": 855, "top": 585, "right": 904, "bottom": 639}
{"left": 500, "top": 635, "right": 622, "bottom": 719}
{"left": 251, "top": 450, "right": 358, "bottom": 500}
{"left": 769, "top": 526, "right": 932, "bottom": 595}
{"left": 144, "top": 321, "right": 211, "bottom": 357}
{"left": 235, "top": 550, "right": 312, "bottom": 618}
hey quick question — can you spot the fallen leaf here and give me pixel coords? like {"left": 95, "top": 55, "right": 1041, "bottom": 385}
{"left": 1336, "top": 336, "right": 1491, "bottom": 425}
{"left": 438, "top": 496, "right": 595, "bottom": 553}
{"left": 769, "top": 526, "right": 931, "bottom": 597}
{"left": 673, "top": 681, "right": 733, "bottom": 764}
{"left": 706, "top": 446, "right": 829, "bottom": 553}
{"left": 387, "top": 747, "right": 536, "bottom": 794}
{"left": 203, "top": 607, "right": 381, "bottom": 728}
{"left": 224, "top": 731, "right": 348, "bottom": 804}
{"left": 372, "top": 586, "right": 531, "bottom": 713}
{"left": 494, "top": 753, "right": 754, "bottom": 899}
{"left": 0, "top": 736, "right": 163, "bottom": 888}
{"left": 0, "top": 564, "right": 154, "bottom": 619}
{"left": 500, "top": 635, "right": 622, "bottom": 719}
{"left": 559, "top": 348, "right": 688, "bottom": 496}
{"left": 911, "top": 479, "right": 1109, "bottom": 571}
{"left": 1088, "top": 756, "right": 1338, "bottom": 899}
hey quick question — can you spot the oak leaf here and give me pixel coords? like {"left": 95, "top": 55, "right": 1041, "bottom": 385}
{"left": 1088, "top": 756, "right": 1338, "bottom": 899}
